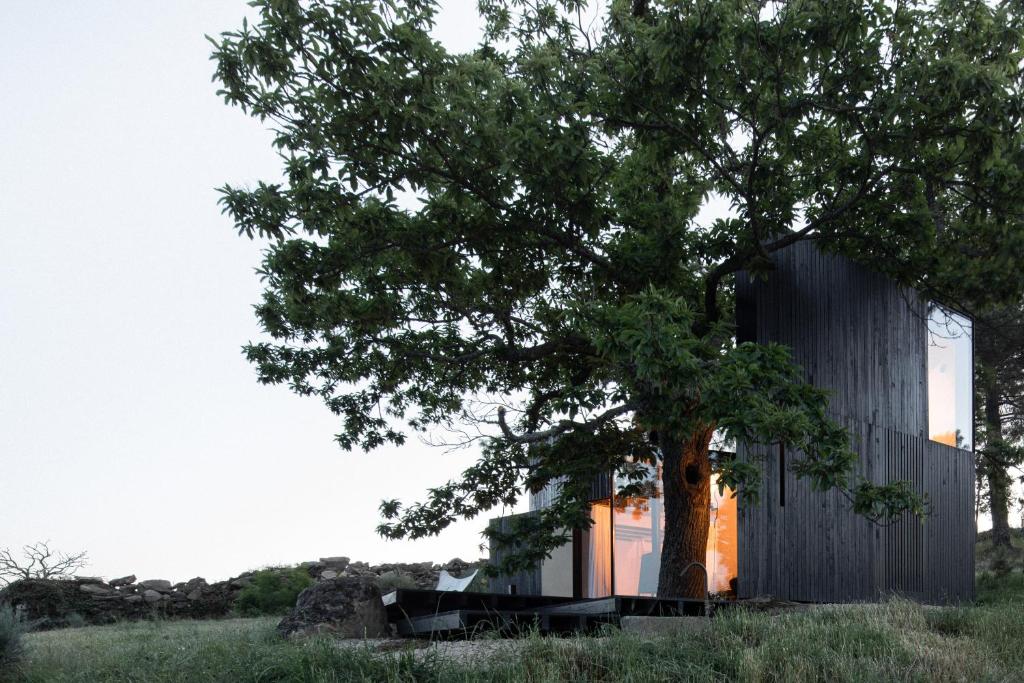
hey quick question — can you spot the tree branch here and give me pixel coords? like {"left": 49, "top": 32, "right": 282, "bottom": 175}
{"left": 495, "top": 403, "right": 635, "bottom": 444}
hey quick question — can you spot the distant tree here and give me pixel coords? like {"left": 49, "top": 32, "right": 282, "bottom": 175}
{"left": 975, "top": 304, "right": 1024, "bottom": 571}
{"left": 212, "top": 0, "right": 1024, "bottom": 597}
{"left": 0, "top": 542, "right": 88, "bottom": 586}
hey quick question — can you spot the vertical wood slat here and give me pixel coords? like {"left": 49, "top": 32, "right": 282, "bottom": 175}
{"left": 487, "top": 512, "right": 543, "bottom": 596}
{"left": 737, "top": 242, "right": 974, "bottom": 604}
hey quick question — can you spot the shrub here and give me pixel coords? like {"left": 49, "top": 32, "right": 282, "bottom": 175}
{"left": 234, "top": 568, "right": 313, "bottom": 616}
{"left": 0, "top": 604, "right": 26, "bottom": 672}
{"left": 375, "top": 571, "right": 418, "bottom": 593}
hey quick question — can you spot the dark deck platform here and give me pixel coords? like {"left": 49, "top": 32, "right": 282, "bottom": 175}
{"left": 383, "top": 589, "right": 712, "bottom": 638}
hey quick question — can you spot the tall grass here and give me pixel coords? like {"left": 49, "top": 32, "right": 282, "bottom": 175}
{"left": 0, "top": 604, "right": 26, "bottom": 681}
{"left": 15, "top": 589, "right": 1024, "bottom": 683}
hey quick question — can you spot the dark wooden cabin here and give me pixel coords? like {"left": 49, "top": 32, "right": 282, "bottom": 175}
{"left": 490, "top": 241, "right": 975, "bottom": 604}
{"left": 735, "top": 241, "right": 975, "bottom": 603}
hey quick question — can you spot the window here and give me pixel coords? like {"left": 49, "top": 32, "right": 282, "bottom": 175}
{"left": 581, "top": 463, "right": 738, "bottom": 597}
{"left": 582, "top": 501, "right": 612, "bottom": 598}
{"left": 927, "top": 303, "right": 973, "bottom": 450}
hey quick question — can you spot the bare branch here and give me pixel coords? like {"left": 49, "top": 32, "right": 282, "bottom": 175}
{"left": 0, "top": 541, "right": 88, "bottom": 585}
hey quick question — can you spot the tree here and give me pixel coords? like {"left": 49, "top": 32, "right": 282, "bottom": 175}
{"left": 211, "top": 0, "right": 1024, "bottom": 597}
{"left": 975, "top": 303, "right": 1024, "bottom": 571}
{"left": 0, "top": 542, "right": 88, "bottom": 586}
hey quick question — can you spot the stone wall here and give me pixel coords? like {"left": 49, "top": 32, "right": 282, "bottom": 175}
{"left": 0, "top": 557, "right": 484, "bottom": 631}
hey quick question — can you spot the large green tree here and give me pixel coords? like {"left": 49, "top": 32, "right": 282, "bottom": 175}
{"left": 975, "top": 303, "right": 1024, "bottom": 570}
{"left": 212, "top": 0, "right": 1024, "bottom": 597}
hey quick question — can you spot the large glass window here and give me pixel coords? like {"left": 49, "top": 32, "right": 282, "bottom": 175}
{"left": 582, "top": 464, "right": 738, "bottom": 598}
{"left": 927, "top": 304, "right": 973, "bottom": 450}
{"left": 583, "top": 501, "right": 613, "bottom": 598}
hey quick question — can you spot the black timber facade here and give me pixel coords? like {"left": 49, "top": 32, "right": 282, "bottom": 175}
{"left": 489, "top": 241, "right": 975, "bottom": 604}
{"left": 736, "top": 241, "right": 975, "bottom": 603}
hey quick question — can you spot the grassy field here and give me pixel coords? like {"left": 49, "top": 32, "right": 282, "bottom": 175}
{"left": 5, "top": 571, "right": 1023, "bottom": 683}
{"left": 976, "top": 528, "right": 1024, "bottom": 572}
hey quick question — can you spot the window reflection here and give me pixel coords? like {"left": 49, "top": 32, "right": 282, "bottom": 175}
{"left": 583, "top": 501, "right": 612, "bottom": 598}
{"left": 927, "top": 304, "right": 973, "bottom": 450}
{"left": 582, "top": 464, "right": 738, "bottom": 597}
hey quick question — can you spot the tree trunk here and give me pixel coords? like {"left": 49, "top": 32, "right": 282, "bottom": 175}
{"left": 657, "top": 425, "right": 715, "bottom": 599}
{"left": 985, "top": 384, "right": 1013, "bottom": 555}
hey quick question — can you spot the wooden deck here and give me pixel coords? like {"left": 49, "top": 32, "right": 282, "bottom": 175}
{"left": 383, "top": 589, "right": 712, "bottom": 638}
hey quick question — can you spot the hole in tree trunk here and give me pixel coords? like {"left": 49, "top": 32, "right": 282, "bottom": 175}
{"left": 684, "top": 464, "right": 701, "bottom": 486}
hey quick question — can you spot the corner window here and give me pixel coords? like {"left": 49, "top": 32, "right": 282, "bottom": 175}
{"left": 927, "top": 303, "right": 973, "bottom": 450}
{"left": 581, "top": 463, "right": 738, "bottom": 597}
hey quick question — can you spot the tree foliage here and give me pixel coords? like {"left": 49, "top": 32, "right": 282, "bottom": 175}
{"left": 211, "top": 0, "right": 1024, "bottom": 574}
{"left": 975, "top": 301, "right": 1024, "bottom": 565}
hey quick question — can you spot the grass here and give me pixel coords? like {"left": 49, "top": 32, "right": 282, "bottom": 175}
{"left": 975, "top": 528, "right": 1024, "bottom": 573}
{"left": 8, "top": 574, "right": 1024, "bottom": 683}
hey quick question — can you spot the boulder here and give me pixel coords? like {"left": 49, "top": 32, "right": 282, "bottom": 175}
{"left": 277, "top": 577, "right": 386, "bottom": 639}
{"left": 79, "top": 584, "right": 113, "bottom": 596}
{"left": 319, "top": 557, "right": 350, "bottom": 571}
{"left": 139, "top": 580, "right": 172, "bottom": 592}
{"left": 183, "top": 577, "right": 208, "bottom": 590}
{"left": 229, "top": 574, "right": 254, "bottom": 589}
{"left": 620, "top": 616, "right": 711, "bottom": 635}
{"left": 142, "top": 590, "right": 163, "bottom": 603}
{"left": 320, "top": 570, "right": 338, "bottom": 580}
{"left": 109, "top": 575, "right": 136, "bottom": 587}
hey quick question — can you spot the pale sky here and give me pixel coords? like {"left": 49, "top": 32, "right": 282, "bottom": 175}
{"left": 0, "top": 2, "right": 1006, "bottom": 587}
{"left": 0, "top": 1, "right": 492, "bottom": 584}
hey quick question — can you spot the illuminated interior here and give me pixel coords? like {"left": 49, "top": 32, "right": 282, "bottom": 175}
{"left": 583, "top": 501, "right": 612, "bottom": 598}
{"left": 927, "top": 304, "right": 973, "bottom": 450}
{"left": 583, "top": 468, "right": 738, "bottom": 598}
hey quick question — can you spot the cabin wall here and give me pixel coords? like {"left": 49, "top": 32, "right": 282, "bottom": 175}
{"left": 488, "top": 512, "right": 543, "bottom": 596}
{"left": 737, "top": 242, "right": 975, "bottom": 603}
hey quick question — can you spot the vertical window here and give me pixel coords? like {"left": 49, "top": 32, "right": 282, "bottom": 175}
{"left": 583, "top": 463, "right": 738, "bottom": 597}
{"left": 927, "top": 303, "right": 973, "bottom": 450}
{"left": 582, "top": 501, "right": 612, "bottom": 598}
{"left": 612, "top": 473, "right": 663, "bottom": 597}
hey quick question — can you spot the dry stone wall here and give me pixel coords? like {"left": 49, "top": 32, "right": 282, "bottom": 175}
{"left": 0, "top": 557, "right": 484, "bottom": 630}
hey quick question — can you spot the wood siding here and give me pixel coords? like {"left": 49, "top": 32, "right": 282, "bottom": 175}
{"left": 737, "top": 242, "right": 975, "bottom": 603}
{"left": 488, "top": 512, "right": 543, "bottom": 596}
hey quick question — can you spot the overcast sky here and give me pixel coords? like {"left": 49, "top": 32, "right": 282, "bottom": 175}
{"left": 0, "top": 1, "right": 491, "bottom": 583}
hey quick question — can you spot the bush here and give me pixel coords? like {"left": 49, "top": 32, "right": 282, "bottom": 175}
{"left": 375, "top": 571, "right": 418, "bottom": 593}
{"left": 0, "top": 604, "right": 26, "bottom": 673}
{"left": 234, "top": 568, "right": 313, "bottom": 616}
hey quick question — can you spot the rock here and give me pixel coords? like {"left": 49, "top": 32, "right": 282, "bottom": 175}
{"left": 319, "top": 556, "right": 350, "bottom": 571}
{"left": 75, "top": 576, "right": 105, "bottom": 583}
{"left": 277, "top": 577, "right": 386, "bottom": 639}
{"left": 320, "top": 570, "right": 338, "bottom": 580}
{"left": 79, "top": 584, "right": 113, "bottom": 595}
{"left": 109, "top": 575, "right": 136, "bottom": 587}
{"left": 619, "top": 616, "right": 711, "bottom": 635}
{"left": 229, "top": 574, "right": 254, "bottom": 589}
{"left": 124, "top": 595, "right": 143, "bottom": 604}
{"left": 142, "top": 590, "right": 163, "bottom": 603}
{"left": 186, "top": 590, "right": 203, "bottom": 601}
{"left": 139, "top": 580, "right": 172, "bottom": 592}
